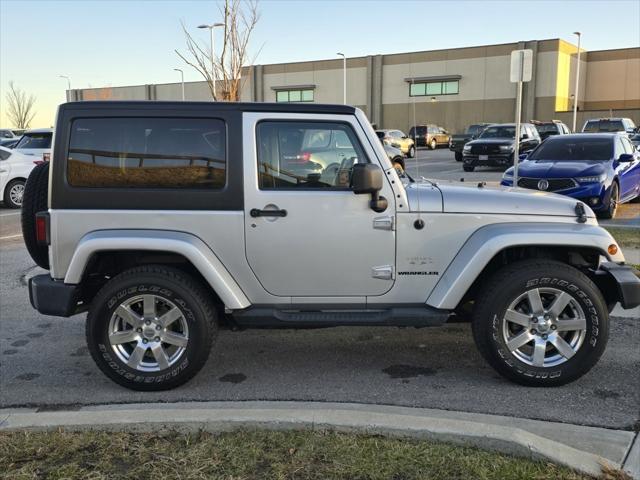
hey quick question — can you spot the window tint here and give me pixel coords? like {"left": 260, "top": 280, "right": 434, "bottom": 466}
{"left": 528, "top": 137, "right": 613, "bottom": 161}
{"left": 257, "top": 121, "right": 366, "bottom": 189}
{"left": 67, "top": 117, "right": 226, "bottom": 189}
{"left": 16, "top": 132, "right": 52, "bottom": 149}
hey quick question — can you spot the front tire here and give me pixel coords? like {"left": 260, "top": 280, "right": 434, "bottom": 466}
{"left": 86, "top": 265, "right": 217, "bottom": 391}
{"left": 454, "top": 152, "right": 463, "bottom": 162}
{"left": 463, "top": 163, "right": 475, "bottom": 172}
{"left": 598, "top": 182, "right": 618, "bottom": 219}
{"left": 472, "top": 260, "right": 609, "bottom": 387}
{"left": 429, "top": 138, "right": 437, "bottom": 150}
{"left": 407, "top": 145, "right": 416, "bottom": 158}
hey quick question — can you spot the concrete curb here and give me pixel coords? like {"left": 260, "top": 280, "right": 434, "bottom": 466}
{"left": 0, "top": 401, "right": 637, "bottom": 478}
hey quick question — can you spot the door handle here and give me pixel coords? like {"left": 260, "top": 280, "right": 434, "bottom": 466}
{"left": 250, "top": 208, "right": 287, "bottom": 218}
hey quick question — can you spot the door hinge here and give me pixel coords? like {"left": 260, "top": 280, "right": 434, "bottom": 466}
{"left": 372, "top": 265, "right": 394, "bottom": 280}
{"left": 373, "top": 216, "right": 395, "bottom": 231}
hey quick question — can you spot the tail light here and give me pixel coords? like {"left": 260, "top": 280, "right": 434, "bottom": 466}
{"left": 35, "top": 212, "right": 50, "bottom": 246}
{"left": 42, "top": 152, "right": 51, "bottom": 162}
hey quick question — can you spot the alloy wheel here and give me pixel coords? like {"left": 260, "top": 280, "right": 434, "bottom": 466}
{"left": 9, "top": 182, "right": 24, "bottom": 206}
{"left": 108, "top": 294, "right": 189, "bottom": 372}
{"left": 501, "top": 287, "right": 587, "bottom": 368}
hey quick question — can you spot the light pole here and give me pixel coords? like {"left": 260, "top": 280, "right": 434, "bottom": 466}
{"left": 174, "top": 68, "right": 185, "bottom": 101}
{"left": 337, "top": 52, "right": 346, "bottom": 104}
{"left": 572, "top": 31, "right": 582, "bottom": 132}
{"left": 59, "top": 75, "right": 71, "bottom": 99}
{"left": 198, "top": 22, "right": 224, "bottom": 100}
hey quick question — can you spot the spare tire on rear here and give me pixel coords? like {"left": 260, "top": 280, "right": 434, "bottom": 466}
{"left": 21, "top": 162, "right": 50, "bottom": 270}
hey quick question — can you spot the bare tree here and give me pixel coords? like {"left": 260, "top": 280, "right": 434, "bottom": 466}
{"left": 4, "top": 82, "right": 37, "bottom": 128}
{"left": 176, "top": 0, "right": 260, "bottom": 101}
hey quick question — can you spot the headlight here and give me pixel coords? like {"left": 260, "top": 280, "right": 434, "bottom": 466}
{"left": 463, "top": 145, "right": 471, "bottom": 152}
{"left": 575, "top": 173, "right": 606, "bottom": 183}
{"left": 499, "top": 145, "right": 514, "bottom": 152}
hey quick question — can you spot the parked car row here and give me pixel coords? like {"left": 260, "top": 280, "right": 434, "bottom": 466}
{"left": 0, "top": 128, "right": 53, "bottom": 208}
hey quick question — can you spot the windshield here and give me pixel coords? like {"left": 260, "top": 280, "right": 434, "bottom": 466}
{"left": 16, "top": 132, "right": 52, "bottom": 149}
{"left": 468, "top": 124, "right": 486, "bottom": 136}
{"left": 535, "top": 124, "right": 558, "bottom": 133}
{"left": 528, "top": 137, "right": 612, "bottom": 161}
{"left": 375, "top": 131, "right": 385, "bottom": 139}
{"left": 583, "top": 120, "right": 624, "bottom": 133}
{"left": 479, "top": 126, "right": 515, "bottom": 139}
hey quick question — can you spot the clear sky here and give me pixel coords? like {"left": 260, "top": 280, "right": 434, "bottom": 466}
{"left": 1, "top": 0, "right": 639, "bottom": 128}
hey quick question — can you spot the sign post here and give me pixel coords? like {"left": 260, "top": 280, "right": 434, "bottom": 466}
{"left": 510, "top": 49, "right": 533, "bottom": 188}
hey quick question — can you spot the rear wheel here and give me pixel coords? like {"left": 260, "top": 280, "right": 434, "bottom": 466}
{"left": 454, "top": 152, "right": 463, "bottom": 162}
{"left": 4, "top": 179, "right": 25, "bottom": 208}
{"left": 86, "top": 265, "right": 217, "bottom": 391}
{"left": 472, "top": 260, "right": 608, "bottom": 387}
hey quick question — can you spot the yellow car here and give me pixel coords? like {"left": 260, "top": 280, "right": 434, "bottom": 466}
{"left": 375, "top": 129, "right": 416, "bottom": 158}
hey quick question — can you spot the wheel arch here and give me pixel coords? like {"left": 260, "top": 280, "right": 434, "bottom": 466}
{"left": 426, "top": 222, "right": 624, "bottom": 310}
{"left": 65, "top": 230, "right": 251, "bottom": 310}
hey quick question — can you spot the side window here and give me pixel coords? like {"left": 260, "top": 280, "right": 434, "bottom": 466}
{"left": 67, "top": 117, "right": 226, "bottom": 189}
{"left": 256, "top": 121, "right": 367, "bottom": 189}
{"left": 0, "top": 149, "right": 11, "bottom": 160}
{"left": 621, "top": 137, "right": 634, "bottom": 154}
{"left": 614, "top": 137, "right": 625, "bottom": 157}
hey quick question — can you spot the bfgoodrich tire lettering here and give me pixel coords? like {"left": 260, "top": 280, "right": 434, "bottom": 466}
{"left": 472, "top": 259, "right": 609, "bottom": 387}
{"left": 86, "top": 265, "right": 217, "bottom": 391}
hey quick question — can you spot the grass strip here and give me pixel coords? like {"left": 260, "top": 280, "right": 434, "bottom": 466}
{"left": 0, "top": 428, "right": 599, "bottom": 480}
{"left": 604, "top": 227, "right": 640, "bottom": 249}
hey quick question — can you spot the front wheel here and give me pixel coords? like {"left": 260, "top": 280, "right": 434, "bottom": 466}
{"left": 86, "top": 265, "right": 217, "bottom": 391}
{"left": 454, "top": 152, "right": 463, "bottom": 162}
{"left": 472, "top": 260, "right": 609, "bottom": 387}
{"left": 407, "top": 145, "right": 416, "bottom": 158}
{"left": 429, "top": 138, "right": 437, "bottom": 150}
{"left": 598, "top": 182, "right": 618, "bottom": 219}
{"left": 463, "top": 164, "right": 474, "bottom": 172}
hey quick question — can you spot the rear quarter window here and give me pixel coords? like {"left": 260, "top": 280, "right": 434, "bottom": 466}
{"left": 67, "top": 117, "right": 226, "bottom": 189}
{"left": 16, "top": 132, "right": 52, "bottom": 149}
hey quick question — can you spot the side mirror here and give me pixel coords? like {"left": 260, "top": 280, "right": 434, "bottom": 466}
{"left": 351, "top": 163, "right": 387, "bottom": 213}
{"left": 518, "top": 153, "right": 528, "bottom": 161}
{"left": 618, "top": 153, "right": 634, "bottom": 163}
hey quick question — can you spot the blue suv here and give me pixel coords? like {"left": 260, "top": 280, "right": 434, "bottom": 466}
{"left": 501, "top": 133, "right": 640, "bottom": 218}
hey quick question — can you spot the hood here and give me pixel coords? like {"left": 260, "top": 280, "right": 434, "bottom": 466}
{"left": 405, "top": 181, "right": 595, "bottom": 218}
{"left": 510, "top": 160, "right": 607, "bottom": 178}
{"left": 467, "top": 138, "right": 514, "bottom": 147}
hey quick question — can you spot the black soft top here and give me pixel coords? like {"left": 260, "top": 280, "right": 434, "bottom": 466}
{"left": 59, "top": 101, "right": 356, "bottom": 115}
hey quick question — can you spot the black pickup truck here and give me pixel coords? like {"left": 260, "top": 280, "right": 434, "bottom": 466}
{"left": 449, "top": 123, "right": 490, "bottom": 161}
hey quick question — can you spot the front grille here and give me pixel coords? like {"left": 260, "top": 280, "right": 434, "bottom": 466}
{"left": 470, "top": 144, "right": 502, "bottom": 155}
{"left": 518, "top": 177, "right": 577, "bottom": 192}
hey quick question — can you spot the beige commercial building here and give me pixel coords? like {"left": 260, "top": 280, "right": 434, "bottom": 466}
{"left": 72, "top": 38, "right": 640, "bottom": 134}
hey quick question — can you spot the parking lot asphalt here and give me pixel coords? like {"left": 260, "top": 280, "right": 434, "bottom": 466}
{"left": 1, "top": 198, "right": 639, "bottom": 430}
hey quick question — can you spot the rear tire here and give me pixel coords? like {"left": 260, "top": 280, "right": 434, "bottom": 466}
{"left": 472, "top": 259, "right": 609, "bottom": 387}
{"left": 454, "top": 152, "right": 463, "bottom": 162}
{"left": 86, "top": 265, "right": 217, "bottom": 391}
{"left": 463, "top": 164, "right": 475, "bottom": 172}
{"left": 21, "top": 162, "right": 50, "bottom": 269}
{"left": 4, "top": 179, "right": 25, "bottom": 208}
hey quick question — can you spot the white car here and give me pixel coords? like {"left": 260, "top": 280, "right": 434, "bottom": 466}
{"left": 0, "top": 145, "right": 38, "bottom": 208}
{"left": 13, "top": 128, "right": 53, "bottom": 161}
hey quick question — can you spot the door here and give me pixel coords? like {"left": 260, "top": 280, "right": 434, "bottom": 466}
{"left": 0, "top": 148, "right": 11, "bottom": 193}
{"left": 243, "top": 114, "right": 396, "bottom": 297}
{"left": 617, "top": 136, "right": 640, "bottom": 200}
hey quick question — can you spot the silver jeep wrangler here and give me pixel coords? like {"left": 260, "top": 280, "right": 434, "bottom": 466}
{"left": 23, "top": 101, "right": 640, "bottom": 391}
